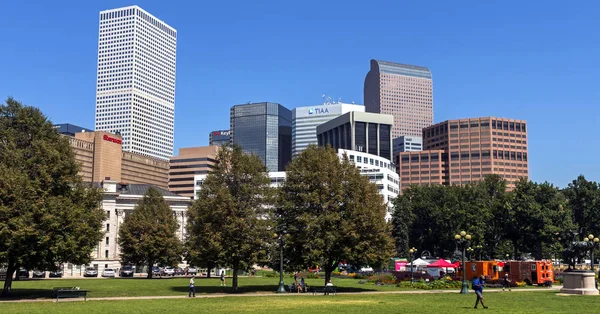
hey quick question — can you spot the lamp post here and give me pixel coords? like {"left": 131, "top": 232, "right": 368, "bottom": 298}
{"left": 455, "top": 231, "right": 472, "bottom": 294}
{"left": 276, "top": 234, "right": 286, "bottom": 293}
{"left": 466, "top": 247, "right": 474, "bottom": 261}
{"left": 474, "top": 245, "right": 483, "bottom": 261}
{"left": 584, "top": 234, "right": 599, "bottom": 289}
{"left": 409, "top": 247, "right": 417, "bottom": 284}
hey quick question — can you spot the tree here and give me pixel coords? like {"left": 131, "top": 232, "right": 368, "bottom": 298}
{"left": 477, "top": 175, "right": 510, "bottom": 259}
{"left": 118, "top": 187, "right": 183, "bottom": 278}
{"left": 185, "top": 144, "right": 275, "bottom": 290}
{"left": 563, "top": 175, "right": 600, "bottom": 238}
{"left": 0, "top": 98, "right": 105, "bottom": 296}
{"left": 279, "top": 145, "right": 394, "bottom": 285}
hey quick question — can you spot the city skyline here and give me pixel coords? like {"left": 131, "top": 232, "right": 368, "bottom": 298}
{"left": 1, "top": 0, "right": 599, "bottom": 187}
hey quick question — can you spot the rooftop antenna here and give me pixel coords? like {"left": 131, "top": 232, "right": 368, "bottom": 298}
{"left": 322, "top": 94, "right": 326, "bottom": 105}
{"left": 338, "top": 98, "right": 342, "bottom": 104}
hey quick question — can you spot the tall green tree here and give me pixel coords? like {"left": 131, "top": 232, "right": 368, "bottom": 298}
{"left": 186, "top": 144, "right": 275, "bottom": 290}
{"left": 477, "top": 175, "right": 510, "bottom": 259}
{"left": 0, "top": 98, "right": 105, "bottom": 296}
{"left": 118, "top": 187, "right": 183, "bottom": 278}
{"left": 279, "top": 145, "right": 394, "bottom": 285}
{"left": 563, "top": 175, "right": 600, "bottom": 237}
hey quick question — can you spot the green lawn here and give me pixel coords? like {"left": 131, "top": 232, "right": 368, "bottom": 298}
{"left": 2, "top": 291, "right": 599, "bottom": 313}
{"left": 4, "top": 276, "right": 405, "bottom": 299}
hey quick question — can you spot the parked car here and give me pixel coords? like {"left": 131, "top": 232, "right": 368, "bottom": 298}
{"left": 17, "top": 269, "right": 29, "bottom": 279}
{"left": 186, "top": 266, "right": 198, "bottom": 276}
{"left": 0, "top": 268, "right": 7, "bottom": 279}
{"left": 152, "top": 266, "right": 161, "bottom": 276}
{"left": 120, "top": 265, "right": 134, "bottom": 277}
{"left": 162, "top": 266, "right": 175, "bottom": 276}
{"left": 32, "top": 270, "right": 46, "bottom": 278}
{"left": 174, "top": 267, "right": 185, "bottom": 276}
{"left": 84, "top": 267, "right": 98, "bottom": 277}
{"left": 49, "top": 270, "right": 63, "bottom": 278}
{"left": 102, "top": 268, "right": 116, "bottom": 277}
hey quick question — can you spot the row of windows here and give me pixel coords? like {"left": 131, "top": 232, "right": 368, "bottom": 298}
{"left": 100, "top": 8, "right": 176, "bottom": 38}
{"left": 492, "top": 120, "right": 526, "bottom": 132}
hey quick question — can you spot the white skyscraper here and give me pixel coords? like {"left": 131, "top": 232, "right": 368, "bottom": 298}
{"left": 94, "top": 6, "right": 177, "bottom": 160}
{"left": 292, "top": 102, "right": 365, "bottom": 156}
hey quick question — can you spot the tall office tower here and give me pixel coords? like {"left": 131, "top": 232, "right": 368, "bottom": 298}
{"left": 364, "top": 59, "right": 433, "bottom": 139}
{"left": 94, "top": 6, "right": 177, "bottom": 160}
{"left": 292, "top": 102, "right": 365, "bottom": 156}
{"left": 230, "top": 102, "right": 292, "bottom": 172}
{"left": 209, "top": 130, "right": 231, "bottom": 146}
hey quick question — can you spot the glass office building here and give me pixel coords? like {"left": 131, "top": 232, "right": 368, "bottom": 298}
{"left": 230, "top": 102, "right": 292, "bottom": 171}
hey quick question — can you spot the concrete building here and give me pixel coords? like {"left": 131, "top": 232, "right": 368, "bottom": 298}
{"left": 67, "top": 131, "right": 169, "bottom": 189}
{"left": 169, "top": 146, "right": 219, "bottom": 199}
{"left": 230, "top": 102, "right": 292, "bottom": 171}
{"left": 90, "top": 180, "right": 190, "bottom": 273}
{"left": 364, "top": 59, "right": 433, "bottom": 139}
{"left": 316, "top": 111, "right": 394, "bottom": 161}
{"left": 209, "top": 130, "right": 231, "bottom": 146}
{"left": 54, "top": 123, "right": 93, "bottom": 136}
{"left": 393, "top": 136, "right": 423, "bottom": 155}
{"left": 193, "top": 171, "right": 285, "bottom": 200}
{"left": 94, "top": 6, "right": 177, "bottom": 160}
{"left": 292, "top": 102, "right": 365, "bottom": 156}
{"left": 397, "top": 117, "right": 528, "bottom": 190}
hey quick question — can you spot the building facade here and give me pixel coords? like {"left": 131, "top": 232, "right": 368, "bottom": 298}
{"left": 364, "top": 59, "right": 433, "bottom": 139}
{"left": 230, "top": 102, "right": 292, "bottom": 171}
{"left": 94, "top": 6, "right": 177, "bottom": 160}
{"left": 54, "top": 123, "right": 93, "bottom": 136}
{"left": 393, "top": 136, "right": 423, "bottom": 155}
{"left": 316, "top": 111, "right": 394, "bottom": 161}
{"left": 90, "top": 180, "right": 190, "bottom": 273}
{"left": 169, "top": 146, "right": 219, "bottom": 199}
{"left": 67, "top": 131, "right": 169, "bottom": 189}
{"left": 397, "top": 117, "right": 528, "bottom": 190}
{"left": 193, "top": 171, "right": 285, "bottom": 200}
{"left": 292, "top": 102, "right": 365, "bottom": 156}
{"left": 209, "top": 130, "right": 231, "bottom": 146}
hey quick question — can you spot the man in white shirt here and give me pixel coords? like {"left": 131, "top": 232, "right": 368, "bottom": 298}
{"left": 189, "top": 276, "right": 196, "bottom": 297}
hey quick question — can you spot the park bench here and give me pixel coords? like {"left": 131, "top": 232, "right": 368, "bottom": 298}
{"left": 312, "top": 286, "right": 337, "bottom": 295}
{"left": 53, "top": 287, "right": 88, "bottom": 302}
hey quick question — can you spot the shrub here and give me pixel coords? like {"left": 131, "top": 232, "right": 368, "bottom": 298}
{"left": 366, "top": 274, "right": 396, "bottom": 285}
{"left": 347, "top": 272, "right": 357, "bottom": 278}
{"left": 516, "top": 281, "right": 527, "bottom": 287}
{"left": 396, "top": 279, "right": 465, "bottom": 290}
{"left": 355, "top": 274, "right": 369, "bottom": 280}
{"left": 264, "top": 271, "right": 279, "bottom": 278}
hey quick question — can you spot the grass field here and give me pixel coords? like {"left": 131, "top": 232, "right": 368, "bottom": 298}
{"left": 4, "top": 276, "right": 405, "bottom": 299}
{"left": 2, "top": 291, "right": 599, "bottom": 313}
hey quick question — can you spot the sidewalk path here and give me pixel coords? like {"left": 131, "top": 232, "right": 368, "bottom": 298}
{"left": 0, "top": 286, "right": 563, "bottom": 303}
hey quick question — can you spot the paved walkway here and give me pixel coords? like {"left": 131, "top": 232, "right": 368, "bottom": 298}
{"left": 0, "top": 286, "right": 563, "bottom": 303}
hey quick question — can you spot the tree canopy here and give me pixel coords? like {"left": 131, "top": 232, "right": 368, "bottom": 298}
{"left": 278, "top": 145, "right": 394, "bottom": 284}
{"left": 0, "top": 98, "right": 105, "bottom": 296}
{"left": 185, "top": 144, "right": 275, "bottom": 290}
{"left": 118, "top": 187, "right": 183, "bottom": 278}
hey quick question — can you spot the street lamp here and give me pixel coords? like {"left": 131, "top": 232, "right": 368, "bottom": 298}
{"left": 467, "top": 247, "right": 474, "bottom": 260}
{"left": 584, "top": 234, "right": 600, "bottom": 289}
{"left": 276, "top": 234, "right": 286, "bottom": 293}
{"left": 455, "top": 231, "right": 472, "bottom": 294}
{"left": 474, "top": 245, "right": 483, "bottom": 261}
{"left": 409, "top": 247, "right": 417, "bottom": 284}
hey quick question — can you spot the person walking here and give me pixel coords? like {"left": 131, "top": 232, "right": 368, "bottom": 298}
{"left": 473, "top": 275, "right": 488, "bottom": 309}
{"left": 220, "top": 270, "right": 226, "bottom": 286}
{"left": 502, "top": 273, "right": 511, "bottom": 291}
{"left": 189, "top": 276, "right": 196, "bottom": 297}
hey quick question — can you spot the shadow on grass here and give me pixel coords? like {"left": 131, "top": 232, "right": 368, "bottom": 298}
{"left": 170, "top": 285, "right": 381, "bottom": 294}
{"left": 0, "top": 288, "right": 57, "bottom": 300}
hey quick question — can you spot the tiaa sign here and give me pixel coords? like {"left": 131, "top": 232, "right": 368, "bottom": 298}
{"left": 308, "top": 108, "right": 329, "bottom": 115}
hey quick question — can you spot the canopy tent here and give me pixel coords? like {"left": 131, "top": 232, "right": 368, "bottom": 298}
{"left": 427, "top": 258, "right": 458, "bottom": 268}
{"left": 410, "top": 258, "right": 430, "bottom": 267}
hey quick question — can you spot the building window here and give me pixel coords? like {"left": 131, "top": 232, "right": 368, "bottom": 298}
{"left": 357, "top": 156, "right": 362, "bottom": 163}
{"left": 105, "top": 250, "right": 109, "bottom": 258}
{"left": 106, "top": 211, "right": 110, "bottom": 219}
{"left": 106, "top": 224, "right": 110, "bottom": 232}
{"left": 106, "top": 237, "right": 109, "bottom": 245}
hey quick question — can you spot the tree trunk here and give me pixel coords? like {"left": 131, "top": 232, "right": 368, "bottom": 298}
{"left": 206, "top": 264, "right": 213, "bottom": 278}
{"left": 324, "top": 259, "right": 336, "bottom": 286}
{"left": 232, "top": 267, "right": 238, "bottom": 291}
{"left": 1, "top": 262, "right": 15, "bottom": 297}
{"left": 13, "top": 264, "right": 20, "bottom": 282}
{"left": 147, "top": 262, "right": 153, "bottom": 279}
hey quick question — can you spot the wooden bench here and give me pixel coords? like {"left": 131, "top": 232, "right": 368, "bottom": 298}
{"left": 53, "top": 287, "right": 88, "bottom": 302}
{"left": 312, "top": 286, "right": 337, "bottom": 295}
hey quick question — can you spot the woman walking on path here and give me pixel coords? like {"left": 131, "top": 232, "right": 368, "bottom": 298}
{"left": 220, "top": 271, "right": 226, "bottom": 286}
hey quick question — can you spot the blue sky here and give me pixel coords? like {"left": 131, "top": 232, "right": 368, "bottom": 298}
{"left": 0, "top": 0, "right": 598, "bottom": 187}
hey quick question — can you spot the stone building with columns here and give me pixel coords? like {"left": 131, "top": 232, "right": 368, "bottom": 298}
{"left": 89, "top": 179, "right": 191, "bottom": 274}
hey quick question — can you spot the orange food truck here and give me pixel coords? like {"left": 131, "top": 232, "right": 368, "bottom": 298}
{"left": 501, "top": 260, "right": 554, "bottom": 286}
{"left": 457, "top": 261, "right": 501, "bottom": 281}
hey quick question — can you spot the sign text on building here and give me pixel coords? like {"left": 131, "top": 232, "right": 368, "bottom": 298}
{"left": 103, "top": 134, "right": 122, "bottom": 144}
{"left": 308, "top": 108, "right": 330, "bottom": 115}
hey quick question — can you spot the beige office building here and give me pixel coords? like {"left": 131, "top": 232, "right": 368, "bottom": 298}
{"left": 364, "top": 59, "right": 433, "bottom": 139}
{"left": 397, "top": 117, "right": 528, "bottom": 191}
{"left": 169, "top": 146, "right": 219, "bottom": 198}
{"left": 67, "top": 131, "right": 169, "bottom": 189}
